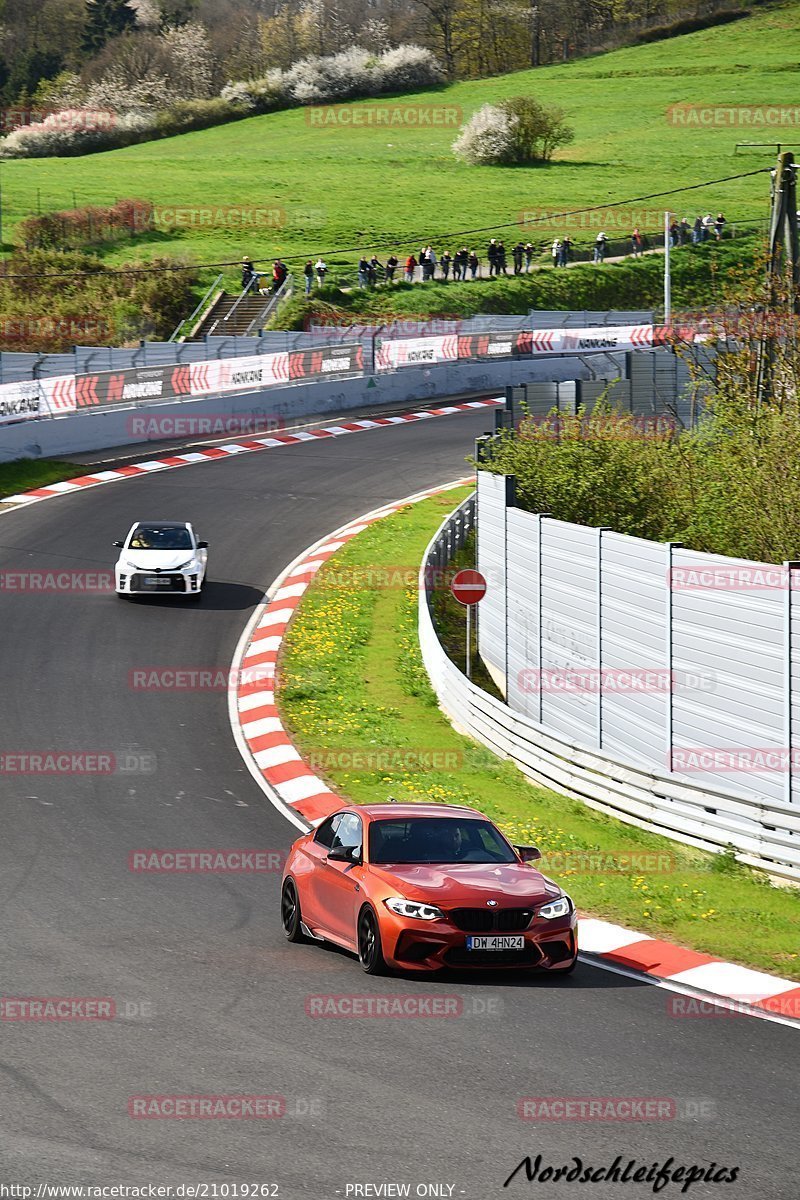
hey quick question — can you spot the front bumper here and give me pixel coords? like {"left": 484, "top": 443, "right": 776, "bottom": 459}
{"left": 380, "top": 908, "right": 578, "bottom": 973}
{"left": 116, "top": 569, "right": 202, "bottom": 596}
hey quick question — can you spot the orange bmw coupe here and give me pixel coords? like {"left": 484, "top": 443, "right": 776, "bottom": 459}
{"left": 281, "top": 803, "right": 578, "bottom": 974}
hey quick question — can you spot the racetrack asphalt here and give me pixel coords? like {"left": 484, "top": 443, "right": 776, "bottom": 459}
{"left": 0, "top": 407, "right": 795, "bottom": 1197}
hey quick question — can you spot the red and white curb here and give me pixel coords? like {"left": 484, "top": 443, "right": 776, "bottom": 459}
{"left": 228, "top": 487, "right": 800, "bottom": 1028}
{"left": 0, "top": 399, "right": 502, "bottom": 508}
{"left": 228, "top": 478, "right": 473, "bottom": 831}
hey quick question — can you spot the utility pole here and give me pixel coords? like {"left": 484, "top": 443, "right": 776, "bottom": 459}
{"left": 664, "top": 210, "right": 673, "bottom": 323}
{"left": 756, "top": 152, "right": 799, "bottom": 405}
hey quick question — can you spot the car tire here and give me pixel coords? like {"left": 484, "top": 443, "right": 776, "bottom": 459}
{"left": 281, "top": 878, "right": 307, "bottom": 943}
{"left": 357, "top": 906, "right": 387, "bottom": 975}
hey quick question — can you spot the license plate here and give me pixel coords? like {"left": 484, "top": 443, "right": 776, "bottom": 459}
{"left": 144, "top": 576, "right": 171, "bottom": 587}
{"left": 466, "top": 935, "right": 525, "bottom": 951}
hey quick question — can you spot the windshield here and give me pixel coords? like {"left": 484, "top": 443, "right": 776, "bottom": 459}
{"left": 129, "top": 525, "right": 192, "bottom": 550}
{"left": 369, "top": 817, "right": 516, "bottom": 865}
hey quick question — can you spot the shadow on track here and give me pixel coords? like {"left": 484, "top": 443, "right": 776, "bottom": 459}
{"left": 124, "top": 581, "right": 264, "bottom": 611}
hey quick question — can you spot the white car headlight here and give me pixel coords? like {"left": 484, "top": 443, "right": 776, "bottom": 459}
{"left": 384, "top": 897, "right": 444, "bottom": 921}
{"left": 537, "top": 895, "right": 572, "bottom": 920}
{"left": 176, "top": 559, "right": 198, "bottom": 572}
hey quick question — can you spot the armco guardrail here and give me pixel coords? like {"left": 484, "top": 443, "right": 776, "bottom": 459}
{"left": 1, "top": 320, "right": 704, "bottom": 429}
{"left": 419, "top": 496, "right": 800, "bottom": 884}
{"left": 0, "top": 343, "right": 364, "bottom": 427}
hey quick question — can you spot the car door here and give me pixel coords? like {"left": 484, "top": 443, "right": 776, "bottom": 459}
{"left": 312, "top": 812, "right": 364, "bottom": 949}
{"left": 300, "top": 813, "right": 342, "bottom": 929}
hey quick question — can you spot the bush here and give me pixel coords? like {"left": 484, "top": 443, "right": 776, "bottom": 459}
{"left": 453, "top": 96, "right": 574, "bottom": 166}
{"left": 451, "top": 104, "right": 517, "bottom": 166}
{"left": 0, "top": 108, "right": 155, "bottom": 157}
{"left": 18, "top": 199, "right": 154, "bottom": 249}
{"left": 235, "top": 44, "right": 444, "bottom": 108}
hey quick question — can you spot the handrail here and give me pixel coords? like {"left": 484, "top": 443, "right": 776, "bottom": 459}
{"left": 223, "top": 273, "right": 260, "bottom": 326}
{"left": 168, "top": 273, "right": 223, "bottom": 343}
{"left": 245, "top": 273, "right": 295, "bottom": 336}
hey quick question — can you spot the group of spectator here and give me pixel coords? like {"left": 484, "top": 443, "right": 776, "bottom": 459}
{"left": 668, "top": 213, "right": 727, "bottom": 247}
{"left": 245, "top": 211, "right": 731, "bottom": 296}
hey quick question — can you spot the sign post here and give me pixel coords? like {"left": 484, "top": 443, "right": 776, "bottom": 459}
{"left": 450, "top": 569, "right": 488, "bottom": 679}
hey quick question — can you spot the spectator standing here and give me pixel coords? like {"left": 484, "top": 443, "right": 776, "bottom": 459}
{"left": 593, "top": 231, "right": 607, "bottom": 263}
{"left": 551, "top": 238, "right": 561, "bottom": 267}
{"left": 669, "top": 220, "right": 680, "bottom": 248}
{"left": 315, "top": 257, "right": 327, "bottom": 286}
{"left": 702, "top": 213, "right": 714, "bottom": 242}
{"left": 692, "top": 216, "right": 702, "bottom": 244}
{"left": 427, "top": 246, "right": 438, "bottom": 279}
{"left": 631, "top": 227, "right": 643, "bottom": 258}
{"left": 369, "top": 254, "right": 383, "bottom": 285}
{"left": 385, "top": 254, "right": 398, "bottom": 282}
{"left": 715, "top": 213, "right": 727, "bottom": 240}
{"left": 272, "top": 259, "right": 288, "bottom": 292}
{"left": 358, "top": 256, "right": 370, "bottom": 288}
{"left": 512, "top": 242, "right": 524, "bottom": 274}
{"left": 458, "top": 247, "right": 469, "bottom": 279}
{"left": 560, "top": 236, "right": 572, "bottom": 266}
{"left": 497, "top": 241, "right": 508, "bottom": 274}
{"left": 241, "top": 256, "right": 258, "bottom": 290}
{"left": 405, "top": 253, "right": 417, "bottom": 283}
{"left": 452, "top": 249, "right": 462, "bottom": 281}
{"left": 679, "top": 218, "right": 690, "bottom": 245}
{"left": 468, "top": 250, "right": 479, "bottom": 279}
{"left": 524, "top": 242, "right": 534, "bottom": 271}
{"left": 487, "top": 238, "right": 499, "bottom": 276}
{"left": 303, "top": 259, "right": 314, "bottom": 295}
{"left": 440, "top": 251, "right": 452, "bottom": 280}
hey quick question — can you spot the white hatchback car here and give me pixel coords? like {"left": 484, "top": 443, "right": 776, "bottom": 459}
{"left": 114, "top": 521, "right": 208, "bottom": 599}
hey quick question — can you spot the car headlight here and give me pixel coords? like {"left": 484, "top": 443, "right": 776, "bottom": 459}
{"left": 384, "top": 897, "right": 444, "bottom": 921}
{"left": 176, "top": 559, "right": 198, "bottom": 572}
{"left": 537, "top": 895, "right": 572, "bottom": 920}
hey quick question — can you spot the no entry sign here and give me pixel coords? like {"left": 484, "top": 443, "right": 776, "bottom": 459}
{"left": 451, "top": 569, "right": 487, "bottom": 606}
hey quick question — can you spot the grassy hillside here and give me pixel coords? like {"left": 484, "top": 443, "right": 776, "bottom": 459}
{"left": 2, "top": 1, "right": 797, "bottom": 292}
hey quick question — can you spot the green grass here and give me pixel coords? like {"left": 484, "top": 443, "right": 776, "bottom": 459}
{"left": 4, "top": 0, "right": 797, "bottom": 294}
{"left": 279, "top": 487, "right": 800, "bottom": 979}
{"left": 0, "top": 459, "right": 85, "bottom": 499}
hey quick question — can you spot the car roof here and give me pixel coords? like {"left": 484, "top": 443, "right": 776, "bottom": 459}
{"left": 133, "top": 521, "right": 191, "bottom": 528}
{"left": 352, "top": 803, "right": 485, "bottom": 821}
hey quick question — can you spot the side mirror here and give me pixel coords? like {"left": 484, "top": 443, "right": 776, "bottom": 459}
{"left": 112, "top": 541, "right": 123, "bottom": 548}
{"left": 515, "top": 845, "right": 542, "bottom": 863}
{"left": 328, "top": 845, "right": 361, "bottom": 864}
{"left": 197, "top": 540, "right": 209, "bottom": 549}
